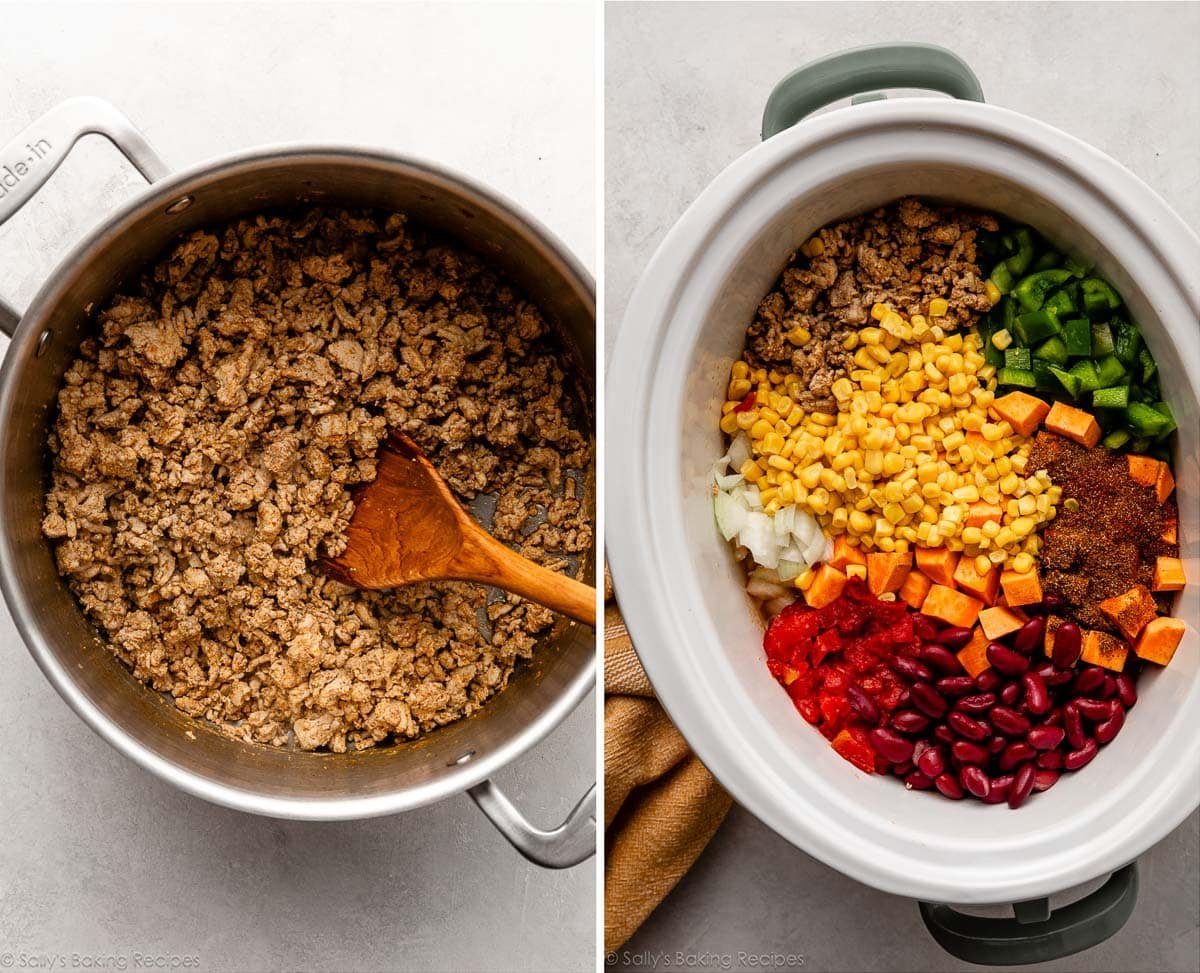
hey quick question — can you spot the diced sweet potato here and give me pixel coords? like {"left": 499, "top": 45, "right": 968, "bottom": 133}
{"left": 1162, "top": 514, "right": 1178, "bottom": 545}
{"left": 1155, "top": 463, "right": 1175, "bottom": 503}
{"left": 831, "top": 727, "right": 877, "bottom": 774}
{"left": 1126, "top": 454, "right": 1160, "bottom": 486}
{"left": 1081, "top": 630, "right": 1129, "bottom": 671}
{"left": 966, "top": 502, "right": 1003, "bottom": 529}
{"left": 978, "top": 605, "right": 1026, "bottom": 641}
{"left": 898, "top": 570, "right": 933, "bottom": 610}
{"left": 915, "top": 547, "right": 959, "bottom": 587}
{"left": 1152, "top": 556, "right": 1186, "bottom": 592}
{"left": 804, "top": 563, "right": 847, "bottom": 609}
{"left": 1134, "top": 616, "right": 1186, "bottom": 666}
{"left": 1044, "top": 401, "right": 1101, "bottom": 448}
{"left": 953, "top": 556, "right": 1000, "bottom": 605}
{"left": 956, "top": 627, "right": 991, "bottom": 678}
{"left": 1042, "top": 615, "right": 1063, "bottom": 657}
{"left": 867, "top": 551, "right": 912, "bottom": 596}
{"left": 993, "top": 391, "right": 1051, "bottom": 437}
{"left": 829, "top": 535, "right": 868, "bottom": 571}
{"left": 922, "top": 584, "right": 984, "bottom": 628}
{"left": 1097, "top": 584, "right": 1159, "bottom": 640}
{"left": 1000, "top": 568, "right": 1043, "bottom": 607}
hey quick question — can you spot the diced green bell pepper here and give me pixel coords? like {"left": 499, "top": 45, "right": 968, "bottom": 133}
{"left": 1112, "top": 318, "right": 1141, "bottom": 365}
{"left": 1151, "top": 401, "right": 1177, "bottom": 437}
{"left": 1032, "top": 250, "right": 1063, "bottom": 272}
{"left": 1094, "top": 354, "right": 1127, "bottom": 387}
{"left": 1033, "top": 336, "right": 1070, "bottom": 366}
{"left": 1004, "top": 347, "right": 1032, "bottom": 370}
{"left": 1101, "top": 428, "right": 1131, "bottom": 450}
{"left": 1129, "top": 436, "right": 1152, "bottom": 453}
{"left": 1030, "top": 360, "right": 1059, "bottom": 391}
{"left": 1014, "top": 270, "right": 1075, "bottom": 312}
{"left": 1061, "top": 318, "right": 1092, "bottom": 357}
{"left": 1013, "top": 308, "right": 1061, "bottom": 344}
{"left": 997, "top": 367, "right": 1038, "bottom": 389}
{"left": 1048, "top": 365, "right": 1082, "bottom": 398}
{"left": 1068, "top": 359, "right": 1102, "bottom": 392}
{"left": 1093, "top": 385, "right": 1130, "bottom": 409}
{"left": 1091, "top": 322, "right": 1115, "bottom": 356}
{"left": 1126, "top": 401, "right": 1174, "bottom": 437}
{"left": 989, "top": 266, "right": 1015, "bottom": 295}
{"left": 1081, "top": 278, "right": 1121, "bottom": 319}
{"left": 1138, "top": 347, "right": 1157, "bottom": 383}
{"left": 1064, "top": 255, "right": 1091, "bottom": 278}
{"left": 1043, "top": 288, "right": 1077, "bottom": 319}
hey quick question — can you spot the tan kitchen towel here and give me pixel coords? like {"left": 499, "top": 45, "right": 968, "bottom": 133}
{"left": 604, "top": 568, "right": 733, "bottom": 953}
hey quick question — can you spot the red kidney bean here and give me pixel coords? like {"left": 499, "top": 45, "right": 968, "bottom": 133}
{"left": 1008, "top": 763, "right": 1036, "bottom": 809}
{"left": 991, "top": 706, "right": 1031, "bottom": 736}
{"left": 987, "top": 643, "right": 1031, "bottom": 676}
{"left": 1027, "top": 725, "right": 1065, "bottom": 750}
{"left": 1036, "top": 749, "right": 1063, "bottom": 770}
{"left": 1044, "top": 668, "right": 1075, "bottom": 687}
{"left": 999, "top": 741, "right": 1036, "bottom": 771}
{"left": 956, "top": 692, "right": 996, "bottom": 714}
{"left": 847, "top": 685, "right": 881, "bottom": 723}
{"left": 975, "top": 669, "right": 1003, "bottom": 692}
{"left": 937, "top": 626, "right": 974, "bottom": 650}
{"left": 1064, "top": 739, "right": 1098, "bottom": 770}
{"left": 936, "top": 676, "right": 976, "bottom": 697}
{"left": 912, "top": 738, "right": 929, "bottom": 762}
{"left": 1033, "top": 769, "right": 1060, "bottom": 792}
{"left": 935, "top": 773, "right": 964, "bottom": 799}
{"left": 905, "top": 771, "right": 934, "bottom": 790}
{"left": 961, "top": 765, "right": 990, "bottom": 800}
{"left": 1063, "top": 703, "right": 1087, "bottom": 749}
{"left": 869, "top": 727, "right": 915, "bottom": 764}
{"left": 948, "top": 710, "right": 990, "bottom": 741}
{"left": 933, "top": 724, "right": 956, "bottom": 745}
{"left": 1115, "top": 673, "right": 1138, "bottom": 708}
{"left": 1095, "top": 707, "right": 1125, "bottom": 745}
{"left": 892, "top": 656, "right": 934, "bottom": 683}
{"left": 896, "top": 688, "right": 911, "bottom": 708}
{"left": 920, "top": 643, "right": 965, "bottom": 675}
{"left": 999, "top": 681, "right": 1023, "bottom": 706}
{"left": 1013, "top": 616, "right": 1046, "bottom": 654}
{"left": 952, "top": 740, "right": 989, "bottom": 765}
{"left": 982, "top": 774, "right": 1014, "bottom": 805}
{"left": 1098, "top": 675, "right": 1117, "bottom": 700}
{"left": 989, "top": 735, "right": 1007, "bottom": 754}
{"left": 891, "top": 709, "right": 931, "bottom": 735}
{"left": 911, "top": 682, "right": 949, "bottom": 718}
{"left": 1021, "top": 671, "right": 1050, "bottom": 715}
{"left": 1073, "top": 667, "right": 1105, "bottom": 695}
{"left": 1043, "top": 709, "right": 1063, "bottom": 727}
{"left": 917, "top": 745, "right": 946, "bottom": 779}
{"left": 892, "top": 760, "right": 914, "bottom": 777}
{"left": 1075, "top": 698, "right": 1118, "bottom": 721}
{"left": 1051, "top": 622, "right": 1082, "bottom": 668}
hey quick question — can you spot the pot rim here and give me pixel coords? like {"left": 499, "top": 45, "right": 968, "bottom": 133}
{"left": 0, "top": 143, "right": 596, "bottom": 820}
{"left": 607, "top": 97, "right": 1200, "bottom": 900}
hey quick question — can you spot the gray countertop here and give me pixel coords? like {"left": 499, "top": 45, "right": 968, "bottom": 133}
{"left": 605, "top": 3, "right": 1199, "bottom": 971}
{"left": 0, "top": 5, "right": 595, "bottom": 972}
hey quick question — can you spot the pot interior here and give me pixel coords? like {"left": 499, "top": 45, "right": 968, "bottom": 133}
{"left": 664, "top": 156, "right": 1197, "bottom": 885}
{"left": 0, "top": 152, "right": 595, "bottom": 813}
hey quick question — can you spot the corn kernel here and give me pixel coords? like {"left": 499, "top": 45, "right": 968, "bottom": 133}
{"left": 984, "top": 280, "right": 1002, "bottom": 304}
{"left": 928, "top": 298, "right": 949, "bottom": 317}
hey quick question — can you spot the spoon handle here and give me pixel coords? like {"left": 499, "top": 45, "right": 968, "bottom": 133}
{"left": 459, "top": 530, "right": 597, "bottom": 627}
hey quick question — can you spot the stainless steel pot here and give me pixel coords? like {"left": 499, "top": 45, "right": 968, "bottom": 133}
{"left": 0, "top": 98, "right": 596, "bottom": 868}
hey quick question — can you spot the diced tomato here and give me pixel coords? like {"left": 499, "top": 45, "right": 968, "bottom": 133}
{"left": 831, "top": 727, "right": 877, "bottom": 774}
{"left": 733, "top": 392, "right": 756, "bottom": 413}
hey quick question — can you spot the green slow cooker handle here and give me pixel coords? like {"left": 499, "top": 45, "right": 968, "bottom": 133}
{"left": 918, "top": 863, "right": 1138, "bottom": 965}
{"left": 761, "top": 43, "right": 985, "bottom": 140}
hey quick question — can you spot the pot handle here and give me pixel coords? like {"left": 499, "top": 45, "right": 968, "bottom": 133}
{"left": 761, "top": 43, "right": 985, "bottom": 140}
{"left": 469, "top": 778, "right": 596, "bottom": 869}
{"left": 0, "top": 96, "right": 170, "bottom": 336}
{"left": 918, "top": 862, "right": 1138, "bottom": 965}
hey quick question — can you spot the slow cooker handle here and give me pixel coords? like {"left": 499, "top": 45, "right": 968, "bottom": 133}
{"left": 0, "top": 96, "right": 169, "bottom": 336}
{"left": 761, "top": 43, "right": 985, "bottom": 140}
{"left": 469, "top": 778, "right": 596, "bottom": 869}
{"left": 918, "top": 862, "right": 1138, "bottom": 965}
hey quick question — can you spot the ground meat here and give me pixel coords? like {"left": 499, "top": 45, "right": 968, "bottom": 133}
{"left": 43, "top": 208, "right": 593, "bottom": 752}
{"left": 744, "top": 197, "right": 998, "bottom": 411}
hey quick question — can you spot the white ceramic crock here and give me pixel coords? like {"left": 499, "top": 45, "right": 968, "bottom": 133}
{"left": 608, "top": 45, "right": 1199, "bottom": 932}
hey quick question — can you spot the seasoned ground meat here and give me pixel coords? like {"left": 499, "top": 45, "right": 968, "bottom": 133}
{"left": 744, "top": 197, "right": 998, "bottom": 411}
{"left": 42, "top": 208, "right": 593, "bottom": 752}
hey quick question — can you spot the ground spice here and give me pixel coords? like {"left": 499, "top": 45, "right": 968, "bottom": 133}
{"left": 1028, "top": 432, "right": 1177, "bottom": 632}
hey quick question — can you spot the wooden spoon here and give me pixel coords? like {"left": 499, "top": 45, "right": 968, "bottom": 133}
{"left": 319, "top": 431, "right": 596, "bottom": 626}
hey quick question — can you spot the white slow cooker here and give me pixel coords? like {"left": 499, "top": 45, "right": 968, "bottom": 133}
{"left": 607, "top": 44, "right": 1199, "bottom": 964}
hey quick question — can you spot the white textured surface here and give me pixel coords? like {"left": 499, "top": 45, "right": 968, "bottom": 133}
{"left": 0, "top": 4, "right": 595, "bottom": 972}
{"left": 606, "top": 2, "right": 1199, "bottom": 971}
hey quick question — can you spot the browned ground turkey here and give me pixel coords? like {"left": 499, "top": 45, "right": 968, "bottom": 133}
{"left": 744, "top": 197, "right": 999, "bottom": 411}
{"left": 42, "top": 209, "right": 593, "bottom": 752}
